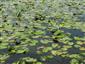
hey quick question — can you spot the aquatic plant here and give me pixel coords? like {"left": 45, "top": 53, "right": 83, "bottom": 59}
{"left": 0, "top": 0, "right": 85, "bottom": 64}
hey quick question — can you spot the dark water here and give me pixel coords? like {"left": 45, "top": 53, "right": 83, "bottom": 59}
{"left": 5, "top": 52, "right": 70, "bottom": 64}
{"left": 60, "top": 28, "right": 85, "bottom": 37}
{"left": 78, "top": 14, "right": 85, "bottom": 22}
{"left": 60, "top": 27, "right": 85, "bottom": 43}
{"left": 0, "top": 27, "right": 85, "bottom": 64}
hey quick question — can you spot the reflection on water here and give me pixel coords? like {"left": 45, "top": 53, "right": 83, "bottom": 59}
{"left": 60, "top": 27, "right": 85, "bottom": 37}
{"left": 78, "top": 14, "right": 85, "bottom": 22}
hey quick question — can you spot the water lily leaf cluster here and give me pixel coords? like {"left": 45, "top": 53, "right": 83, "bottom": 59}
{"left": 0, "top": 0, "right": 85, "bottom": 64}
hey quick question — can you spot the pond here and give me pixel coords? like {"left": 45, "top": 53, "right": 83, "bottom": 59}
{"left": 0, "top": 0, "right": 85, "bottom": 64}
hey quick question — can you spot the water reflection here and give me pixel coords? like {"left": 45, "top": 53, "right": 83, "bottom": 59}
{"left": 0, "top": 48, "right": 8, "bottom": 53}
{"left": 78, "top": 14, "right": 85, "bottom": 22}
{"left": 60, "top": 27, "right": 85, "bottom": 37}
